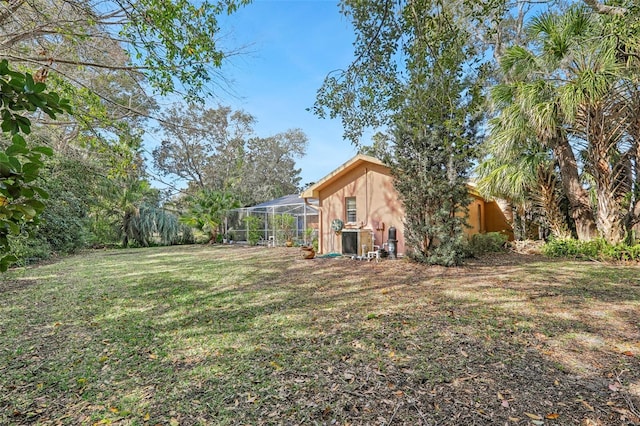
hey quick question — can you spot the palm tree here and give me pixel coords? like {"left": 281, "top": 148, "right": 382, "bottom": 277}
{"left": 550, "top": 21, "right": 632, "bottom": 244}
{"left": 476, "top": 149, "right": 571, "bottom": 240}
{"left": 485, "top": 14, "right": 599, "bottom": 240}
{"left": 488, "top": 6, "right": 640, "bottom": 244}
{"left": 180, "top": 189, "right": 240, "bottom": 243}
{"left": 477, "top": 102, "right": 571, "bottom": 239}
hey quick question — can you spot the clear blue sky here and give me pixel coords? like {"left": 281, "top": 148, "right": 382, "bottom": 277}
{"left": 215, "top": 0, "right": 360, "bottom": 186}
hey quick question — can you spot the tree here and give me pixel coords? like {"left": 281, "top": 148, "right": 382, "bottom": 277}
{"left": 180, "top": 189, "right": 239, "bottom": 243}
{"left": 273, "top": 213, "right": 296, "bottom": 245}
{"left": 154, "top": 105, "right": 307, "bottom": 205}
{"left": 153, "top": 104, "right": 253, "bottom": 191}
{"left": 241, "top": 129, "right": 307, "bottom": 204}
{"left": 0, "top": 0, "right": 251, "bottom": 102}
{"left": 315, "top": 1, "right": 482, "bottom": 265}
{"left": 0, "top": 60, "right": 71, "bottom": 271}
{"left": 0, "top": 0, "right": 250, "bottom": 195}
{"left": 0, "top": 0, "right": 261, "bottom": 261}
{"left": 358, "top": 132, "right": 392, "bottom": 164}
{"left": 491, "top": 6, "right": 640, "bottom": 244}
{"left": 475, "top": 111, "right": 572, "bottom": 239}
{"left": 477, "top": 61, "right": 589, "bottom": 239}
{"left": 549, "top": 9, "right": 640, "bottom": 244}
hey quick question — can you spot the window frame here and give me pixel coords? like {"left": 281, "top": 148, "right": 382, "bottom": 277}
{"left": 345, "top": 197, "right": 357, "bottom": 223}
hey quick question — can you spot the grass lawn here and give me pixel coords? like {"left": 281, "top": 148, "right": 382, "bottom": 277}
{"left": 1, "top": 245, "right": 639, "bottom": 425}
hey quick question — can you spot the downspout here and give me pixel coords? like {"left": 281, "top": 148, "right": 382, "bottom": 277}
{"left": 363, "top": 168, "right": 369, "bottom": 228}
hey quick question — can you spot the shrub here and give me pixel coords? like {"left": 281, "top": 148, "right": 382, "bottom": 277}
{"left": 39, "top": 188, "right": 89, "bottom": 254}
{"left": 542, "top": 237, "right": 640, "bottom": 262}
{"left": 273, "top": 213, "right": 296, "bottom": 244}
{"left": 468, "top": 232, "right": 509, "bottom": 256}
{"left": 244, "top": 216, "right": 262, "bottom": 246}
{"left": 8, "top": 233, "right": 52, "bottom": 266}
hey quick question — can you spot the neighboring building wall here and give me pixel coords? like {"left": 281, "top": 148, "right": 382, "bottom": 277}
{"left": 317, "top": 163, "right": 406, "bottom": 255}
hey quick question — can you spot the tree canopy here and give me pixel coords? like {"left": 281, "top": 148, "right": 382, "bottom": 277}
{"left": 315, "top": 0, "right": 484, "bottom": 264}
{"left": 153, "top": 104, "right": 307, "bottom": 206}
{"left": 0, "top": 0, "right": 257, "bottom": 267}
{"left": 316, "top": 0, "right": 640, "bottom": 253}
{"left": 0, "top": 0, "right": 251, "bottom": 101}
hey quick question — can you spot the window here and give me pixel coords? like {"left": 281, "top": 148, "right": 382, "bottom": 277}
{"left": 345, "top": 197, "right": 357, "bottom": 223}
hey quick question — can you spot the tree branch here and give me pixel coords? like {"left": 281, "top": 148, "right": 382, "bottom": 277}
{"left": 581, "top": 0, "right": 627, "bottom": 16}
{"left": 2, "top": 53, "right": 151, "bottom": 71}
{"left": 0, "top": 0, "right": 26, "bottom": 26}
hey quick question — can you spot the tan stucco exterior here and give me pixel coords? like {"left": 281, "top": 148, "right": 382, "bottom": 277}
{"left": 484, "top": 199, "right": 515, "bottom": 240}
{"left": 301, "top": 154, "right": 512, "bottom": 256}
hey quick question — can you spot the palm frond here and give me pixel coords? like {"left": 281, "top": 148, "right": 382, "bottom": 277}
{"left": 500, "top": 46, "right": 537, "bottom": 79}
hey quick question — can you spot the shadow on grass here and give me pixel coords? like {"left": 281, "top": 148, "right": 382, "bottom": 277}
{"left": 1, "top": 247, "right": 639, "bottom": 425}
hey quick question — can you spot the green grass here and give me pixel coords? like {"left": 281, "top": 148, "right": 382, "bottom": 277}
{"left": 1, "top": 246, "right": 639, "bottom": 425}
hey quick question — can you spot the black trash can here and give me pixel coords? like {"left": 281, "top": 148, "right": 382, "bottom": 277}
{"left": 388, "top": 226, "right": 397, "bottom": 259}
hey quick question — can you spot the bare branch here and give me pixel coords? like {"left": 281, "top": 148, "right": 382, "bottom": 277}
{"left": 0, "top": 0, "right": 26, "bottom": 26}
{"left": 581, "top": 0, "right": 627, "bottom": 16}
{"left": 2, "top": 53, "right": 152, "bottom": 71}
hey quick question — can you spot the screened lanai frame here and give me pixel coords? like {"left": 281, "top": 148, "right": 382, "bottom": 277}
{"left": 225, "top": 194, "right": 319, "bottom": 246}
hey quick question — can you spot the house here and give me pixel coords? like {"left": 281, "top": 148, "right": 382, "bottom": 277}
{"left": 300, "top": 154, "right": 512, "bottom": 256}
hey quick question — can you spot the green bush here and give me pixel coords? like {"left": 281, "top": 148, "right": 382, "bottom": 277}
{"left": 178, "top": 226, "right": 195, "bottom": 244}
{"left": 468, "top": 232, "right": 509, "bottom": 256}
{"left": 8, "top": 233, "right": 52, "bottom": 266}
{"left": 244, "top": 216, "right": 262, "bottom": 246}
{"left": 39, "top": 189, "right": 89, "bottom": 254}
{"left": 542, "top": 238, "right": 640, "bottom": 261}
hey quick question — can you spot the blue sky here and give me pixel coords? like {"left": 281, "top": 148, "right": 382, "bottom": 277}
{"left": 215, "top": 0, "right": 360, "bottom": 186}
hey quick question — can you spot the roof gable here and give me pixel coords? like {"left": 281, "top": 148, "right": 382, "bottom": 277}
{"left": 300, "top": 154, "right": 387, "bottom": 199}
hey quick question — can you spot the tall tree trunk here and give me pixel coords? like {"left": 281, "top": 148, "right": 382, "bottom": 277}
{"left": 625, "top": 92, "right": 640, "bottom": 233}
{"left": 536, "top": 166, "right": 571, "bottom": 238}
{"left": 583, "top": 103, "right": 628, "bottom": 245}
{"left": 551, "top": 136, "right": 598, "bottom": 240}
{"left": 595, "top": 185, "right": 626, "bottom": 244}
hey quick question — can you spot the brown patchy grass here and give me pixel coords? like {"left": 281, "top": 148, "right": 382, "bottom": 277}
{"left": 0, "top": 245, "right": 639, "bottom": 425}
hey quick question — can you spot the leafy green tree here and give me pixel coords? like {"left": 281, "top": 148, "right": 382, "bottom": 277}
{"left": 358, "top": 133, "right": 392, "bottom": 164}
{"left": 315, "top": 1, "right": 482, "bottom": 265}
{"left": 8, "top": 158, "right": 93, "bottom": 265}
{"left": 35, "top": 158, "right": 92, "bottom": 256}
{"left": 0, "top": 0, "right": 251, "bottom": 102}
{"left": 244, "top": 215, "right": 262, "bottom": 246}
{"left": 0, "top": 60, "right": 71, "bottom": 271}
{"left": 391, "top": 2, "right": 479, "bottom": 266}
{"left": 153, "top": 104, "right": 253, "bottom": 190}
{"left": 241, "top": 129, "right": 307, "bottom": 204}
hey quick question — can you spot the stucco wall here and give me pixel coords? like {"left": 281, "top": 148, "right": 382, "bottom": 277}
{"left": 484, "top": 200, "right": 515, "bottom": 240}
{"left": 317, "top": 163, "right": 406, "bottom": 255}
{"left": 466, "top": 197, "right": 485, "bottom": 235}
{"left": 311, "top": 156, "right": 515, "bottom": 255}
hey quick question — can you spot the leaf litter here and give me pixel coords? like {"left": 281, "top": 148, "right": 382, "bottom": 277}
{"left": 0, "top": 246, "right": 638, "bottom": 425}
